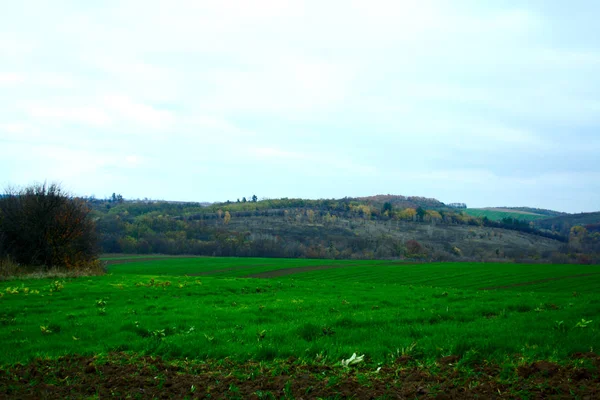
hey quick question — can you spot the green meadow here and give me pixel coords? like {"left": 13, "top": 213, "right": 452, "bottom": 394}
{"left": 462, "top": 208, "right": 547, "bottom": 221}
{"left": 1, "top": 258, "right": 599, "bottom": 368}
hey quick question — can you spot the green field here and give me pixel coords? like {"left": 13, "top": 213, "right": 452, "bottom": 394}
{"left": 2, "top": 258, "right": 599, "bottom": 365}
{"left": 1, "top": 257, "right": 599, "bottom": 398}
{"left": 463, "top": 208, "right": 548, "bottom": 221}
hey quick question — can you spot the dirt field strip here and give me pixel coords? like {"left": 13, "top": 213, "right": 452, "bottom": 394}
{"left": 479, "top": 272, "right": 600, "bottom": 290}
{"left": 1, "top": 352, "right": 598, "bottom": 399}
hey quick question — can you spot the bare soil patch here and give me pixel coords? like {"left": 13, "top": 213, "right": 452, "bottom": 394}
{"left": 479, "top": 272, "right": 600, "bottom": 291}
{"left": 1, "top": 352, "right": 598, "bottom": 399}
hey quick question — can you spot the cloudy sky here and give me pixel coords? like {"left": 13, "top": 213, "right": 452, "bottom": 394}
{"left": 1, "top": 1, "right": 599, "bottom": 212}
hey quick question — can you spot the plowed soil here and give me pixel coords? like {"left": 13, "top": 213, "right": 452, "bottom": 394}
{"left": 1, "top": 352, "right": 599, "bottom": 399}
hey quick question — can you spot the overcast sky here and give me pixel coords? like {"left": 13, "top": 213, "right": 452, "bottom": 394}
{"left": 1, "top": 1, "right": 599, "bottom": 213}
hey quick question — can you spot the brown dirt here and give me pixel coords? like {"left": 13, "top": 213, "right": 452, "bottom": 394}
{"left": 1, "top": 353, "right": 599, "bottom": 399}
{"left": 246, "top": 264, "right": 356, "bottom": 278}
{"left": 479, "top": 272, "right": 600, "bottom": 290}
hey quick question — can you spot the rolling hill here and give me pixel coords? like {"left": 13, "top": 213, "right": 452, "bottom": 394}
{"left": 534, "top": 211, "right": 600, "bottom": 234}
{"left": 88, "top": 194, "right": 597, "bottom": 263}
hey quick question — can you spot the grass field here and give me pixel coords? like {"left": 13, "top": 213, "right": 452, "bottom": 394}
{"left": 463, "top": 208, "right": 548, "bottom": 222}
{"left": 1, "top": 257, "right": 599, "bottom": 398}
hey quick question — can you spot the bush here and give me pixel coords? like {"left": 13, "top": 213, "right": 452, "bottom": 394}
{"left": 0, "top": 183, "right": 99, "bottom": 270}
{"left": 0, "top": 255, "right": 19, "bottom": 277}
{"left": 405, "top": 239, "right": 424, "bottom": 256}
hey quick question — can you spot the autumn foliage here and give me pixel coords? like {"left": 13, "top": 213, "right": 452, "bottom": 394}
{"left": 0, "top": 183, "right": 99, "bottom": 270}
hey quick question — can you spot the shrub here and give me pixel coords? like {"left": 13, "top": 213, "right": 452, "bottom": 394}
{"left": 405, "top": 239, "right": 424, "bottom": 256}
{"left": 0, "top": 256, "right": 19, "bottom": 277}
{"left": 0, "top": 182, "right": 99, "bottom": 270}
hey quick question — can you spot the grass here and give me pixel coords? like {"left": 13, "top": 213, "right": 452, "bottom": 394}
{"left": 112, "top": 257, "right": 356, "bottom": 277}
{"left": 463, "top": 208, "right": 548, "bottom": 221}
{"left": 0, "top": 257, "right": 599, "bottom": 369}
{"left": 291, "top": 262, "right": 600, "bottom": 292}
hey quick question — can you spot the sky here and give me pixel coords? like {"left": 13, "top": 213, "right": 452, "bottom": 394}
{"left": 1, "top": 1, "right": 599, "bottom": 213}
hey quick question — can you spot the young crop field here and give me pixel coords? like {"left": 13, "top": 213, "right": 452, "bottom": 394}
{"left": 1, "top": 257, "right": 599, "bottom": 398}
{"left": 463, "top": 208, "right": 548, "bottom": 222}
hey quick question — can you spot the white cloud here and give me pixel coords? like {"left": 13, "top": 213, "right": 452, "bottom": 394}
{"left": 102, "top": 95, "right": 174, "bottom": 129}
{"left": 125, "top": 155, "right": 143, "bottom": 167}
{"left": 0, "top": 36, "right": 35, "bottom": 55}
{"left": 411, "top": 169, "right": 497, "bottom": 185}
{"left": 23, "top": 95, "right": 175, "bottom": 131}
{"left": 0, "top": 71, "right": 77, "bottom": 89}
{"left": 197, "top": 56, "right": 355, "bottom": 114}
{"left": 33, "top": 73, "right": 76, "bottom": 89}
{"left": 185, "top": 116, "right": 247, "bottom": 136}
{"left": 88, "top": 57, "right": 168, "bottom": 81}
{"left": 28, "top": 105, "right": 111, "bottom": 126}
{"left": 536, "top": 49, "right": 600, "bottom": 68}
{"left": 0, "top": 1, "right": 599, "bottom": 210}
{"left": 247, "top": 146, "right": 377, "bottom": 177}
{"left": 479, "top": 9, "right": 540, "bottom": 33}
{"left": 250, "top": 147, "right": 308, "bottom": 160}
{"left": 0, "top": 123, "right": 28, "bottom": 134}
{"left": 0, "top": 73, "right": 23, "bottom": 85}
{"left": 22, "top": 145, "right": 146, "bottom": 178}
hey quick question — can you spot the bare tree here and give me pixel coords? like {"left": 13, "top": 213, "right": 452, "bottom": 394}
{"left": 0, "top": 183, "right": 99, "bottom": 269}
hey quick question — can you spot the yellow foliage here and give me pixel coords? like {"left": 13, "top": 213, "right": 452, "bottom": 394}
{"left": 570, "top": 226, "right": 588, "bottom": 238}
{"left": 350, "top": 205, "right": 372, "bottom": 218}
{"left": 398, "top": 208, "right": 417, "bottom": 220}
{"left": 426, "top": 210, "right": 442, "bottom": 220}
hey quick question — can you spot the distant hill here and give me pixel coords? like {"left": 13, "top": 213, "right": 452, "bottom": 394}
{"left": 534, "top": 212, "right": 600, "bottom": 235}
{"left": 89, "top": 194, "right": 590, "bottom": 263}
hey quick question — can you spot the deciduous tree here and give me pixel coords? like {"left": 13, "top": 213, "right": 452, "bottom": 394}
{"left": 0, "top": 183, "right": 99, "bottom": 269}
